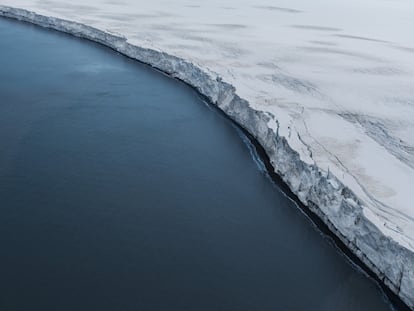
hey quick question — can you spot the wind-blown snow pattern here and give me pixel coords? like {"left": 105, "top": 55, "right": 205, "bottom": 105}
{"left": 1, "top": 0, "right": 413, "bottom": 308}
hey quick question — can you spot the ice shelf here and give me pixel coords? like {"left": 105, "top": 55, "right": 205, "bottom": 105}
{"left": 0, "top": 0, "right": 413, "bottom": 308}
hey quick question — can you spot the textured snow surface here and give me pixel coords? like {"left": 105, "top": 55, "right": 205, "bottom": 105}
{"left": 1, "top": 0, "right": 413, "bottom": 308}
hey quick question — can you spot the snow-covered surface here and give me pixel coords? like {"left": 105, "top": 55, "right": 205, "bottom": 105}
{"left": 1, "top": 0, "right": 413, "bottom": 308}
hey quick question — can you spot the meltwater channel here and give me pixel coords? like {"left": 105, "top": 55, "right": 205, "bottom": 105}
{"left": 0, "top": 17, "right": 400, "bottom": 311}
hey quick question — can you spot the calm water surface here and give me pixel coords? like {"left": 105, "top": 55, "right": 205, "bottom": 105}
{"left": 0, "top": 18, "right": 398, "bottom": 311}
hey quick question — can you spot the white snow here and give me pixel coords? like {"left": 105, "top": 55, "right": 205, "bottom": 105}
{"left": 1, "top": 0, "right": 413, "bottom": 308}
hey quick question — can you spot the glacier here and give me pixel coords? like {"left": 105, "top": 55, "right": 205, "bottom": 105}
{"left": 0, "top": 0, "right": 413, "bottom": 308}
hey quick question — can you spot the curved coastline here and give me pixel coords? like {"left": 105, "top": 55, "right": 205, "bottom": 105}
{"left": 0, "top": 6, "right": 412, "bottom": 309}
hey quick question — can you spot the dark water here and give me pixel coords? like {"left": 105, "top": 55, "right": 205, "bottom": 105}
{"left": 0, "top": 18, "right": 397, "bottom": 311}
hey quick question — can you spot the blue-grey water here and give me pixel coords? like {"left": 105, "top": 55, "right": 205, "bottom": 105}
{"left": 0, "top": 18, "right": 399, "bottom": 311}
